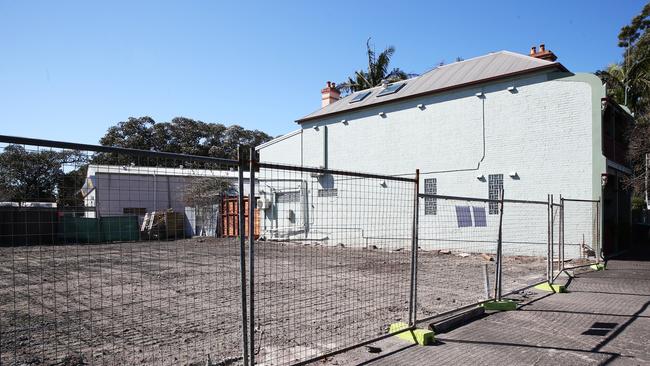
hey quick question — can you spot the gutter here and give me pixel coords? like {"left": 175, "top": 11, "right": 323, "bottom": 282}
{"left": 255, "top": 129, "right": 302, "bottom": 150}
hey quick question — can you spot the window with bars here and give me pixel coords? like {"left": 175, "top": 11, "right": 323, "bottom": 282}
{"left": 424, "top": 178, "right": 437, "bottom": 215}
{"left": 276, "top": 191, "right": 300, "bottom": 203}
{"left": 317, "top": 188, "right": 338, "bottom": 197}
{"left": 488, "top": 174, "right": 503, "bottom": 214}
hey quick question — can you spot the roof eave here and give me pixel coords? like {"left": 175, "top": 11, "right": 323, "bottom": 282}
{"left": 295, "top": 63, "right": 568, "bottom": 124}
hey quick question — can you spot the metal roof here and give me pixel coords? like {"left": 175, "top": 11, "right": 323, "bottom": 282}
{"left": 86, "top": 164, "right": 246, "bottom": 178}
{"left": 296, "top": 51, "right": 568, "bottom": 123}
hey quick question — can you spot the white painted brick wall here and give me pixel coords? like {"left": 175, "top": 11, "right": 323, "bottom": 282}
{"left": 258, "top": 72, "right": 600, "bottom": 256}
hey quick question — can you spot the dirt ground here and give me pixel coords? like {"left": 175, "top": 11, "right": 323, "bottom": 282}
{"left": 1, "top": 238, "right": 559, "bottom": 366}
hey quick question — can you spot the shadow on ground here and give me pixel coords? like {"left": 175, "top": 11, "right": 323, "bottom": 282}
{"left": 329, "top": 257, "right": 650, "bottom": 366}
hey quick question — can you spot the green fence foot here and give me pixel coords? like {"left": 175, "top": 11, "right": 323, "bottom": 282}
{"left": 480, "top": 299, "right": 517, "bottom": 311}
{"left": 534, "top": 282, "right": 566, "bottom": 293}
{"left": 590, "top": 263, "right": 606, "bottom": 271}
{"left": 389, "top": 322, "right": 435, "bottom": 345}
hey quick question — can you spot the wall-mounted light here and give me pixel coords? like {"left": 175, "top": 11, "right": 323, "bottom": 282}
{"left": 476, "top": 174, "right": 485, "bottom": 181}
{"left": 475, "top": 91, "right": 485, "bottom": 98}
{"left": 507, "top": 86, "right": 517, "bottom": 93}
{"left": 341, "top": 119, "right": 349, "bottom": 125}
{"left": 417, "top": 104, "right": 425, "bottom": 110}
{"left": 509, "top": 171, "right": 519, "bottom": 179}
{"left": 380, "top": 181, "right": 388, "bottom": 188}
{"left": 378, "top": 112, "right": 386, "bottom": 118}
{"left": 313, "top": 126, "right": 320, "bottom": 131}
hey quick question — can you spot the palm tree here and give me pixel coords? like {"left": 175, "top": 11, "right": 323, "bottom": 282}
{"left": 338, "top": 38, "right": 414, "bottom": 94}
{"left": 596, "top": 63, "right": 627, "bottom": 106}
{"left": 597, "top": 9, "right": 650, "bottom": 115}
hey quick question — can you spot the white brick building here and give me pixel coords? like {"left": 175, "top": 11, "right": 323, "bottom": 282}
{"left": 82, "top": 165, "right": 250, "bottom": 237}
{"left": 256, "top": 46, "right": 633, "bottom": 256}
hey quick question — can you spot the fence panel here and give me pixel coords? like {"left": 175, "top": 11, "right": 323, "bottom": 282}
{"left": 499, "top": 199, "right": 549, "bottom": 295}
{"left": 562, "top": 198, "right": 600, "bottom": 266}
{"left": 249, "top": 162, "right": 415, "bottom": 365}
{"left": 551, "top": 201, "right": 562, "bottom": 278}
{"left": 0, "top": 137, "right": 246, "bottom": 366}
{"left": 416, "top": 195, "right": 498, "bottom": 321}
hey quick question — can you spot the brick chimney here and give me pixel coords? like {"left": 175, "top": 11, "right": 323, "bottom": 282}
{"left": 529, "top": 43, "right": 557, "bottom": 62}
{"left": 321, "top": 81, "right": 340, "bottom": 108}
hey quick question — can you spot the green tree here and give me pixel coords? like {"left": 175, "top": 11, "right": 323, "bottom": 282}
{"left": 183, "top": 177, "right": 234, "bottom": 236}
{"left": 339, "top": 38, "right": 414, "bottom": 94}
{"left": 95, "top": 116, "right": 272, "bottom": 166}
{"left": 597, "top": 2, "right": 650, "bottom": 197}
{"left": 0, "top": 145, "right": 86, "bottom": 206}
{"left": 183, "top": 177, "right": 233, "bottom": 208}
{"left": 597, "top": 3, "right": 650, "bottom": 114}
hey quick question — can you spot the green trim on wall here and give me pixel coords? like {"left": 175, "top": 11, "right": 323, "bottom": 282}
{"left": 552, "top": 72, "right": 606, "bottom": 254}
{"left": 550, "top": 72, "right": 606, "bottom": 202}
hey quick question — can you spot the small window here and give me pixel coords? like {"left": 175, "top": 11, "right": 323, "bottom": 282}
{"left": 318, "top": 188, "right": 338, "bottom": 197}
{"left": 276, "top": 191, "right": 300, "bottom": 203}
{"left": 377, "top": 82, "right": 406, "bottom": 97}
{"left": 455, "top": 206, "right": 472, "bottom": 227}
{"left": 472, "top": 206, "right": 487, "bottom": 227}
{"left": 123, "top": 207, "right": 147, "bottom": 216}
{"left": 424, "top": 178, "right": 437, "bottom": 215}
{"left": 349, "top": 91, "right": 371, "bottom": 103}
{"left": 488, "top": 174, "right": 503, "bottom": 214}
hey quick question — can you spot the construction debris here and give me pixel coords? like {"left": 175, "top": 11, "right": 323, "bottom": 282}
{"left": 480, "top": 253, "right": 494, "bottom": 261}
{"left": 141, "top": 209, "right": 185, "bottom": 240}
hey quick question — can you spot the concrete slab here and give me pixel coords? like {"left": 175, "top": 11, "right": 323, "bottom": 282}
{"left": 328, "top": 259, "right": 650, "bottom": 365}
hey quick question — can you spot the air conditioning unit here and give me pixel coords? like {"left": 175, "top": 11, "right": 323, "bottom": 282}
{"left": 256, "top": 198, "right": 272, "bottom": 209}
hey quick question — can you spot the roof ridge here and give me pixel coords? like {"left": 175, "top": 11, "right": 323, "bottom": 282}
{"left": 418, "top": 51, "right": 509, "bottom": 76}
{"left": 297, "top": 50, "right": 567, "bottom": 123}
{"left": 498, "top": 50, "right": 555, "bottom": 65}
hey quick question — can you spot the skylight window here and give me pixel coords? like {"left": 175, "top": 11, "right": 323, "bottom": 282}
{"left": 349, "top": 91, "right": 371, "bottom": 103}
{"left": 376, "top": 82, "right": 406, "bottom": 97}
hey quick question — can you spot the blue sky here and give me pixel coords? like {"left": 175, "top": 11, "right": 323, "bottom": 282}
{"left": 0, "top": 0, "right": 646, "bottom": 144}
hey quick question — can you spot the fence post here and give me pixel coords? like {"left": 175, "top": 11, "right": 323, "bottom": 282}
{"left": 493, "top": 188, "right": 505, "bottom": 301}
{"left": 237, "top": 146, "right": 250, "bottom": 366}
{"left": 558, "top": 195, "right": 565, "bottom": 275}
{"left": 596, "top": 197, "right": 602, "bottom": 263}
{"left": 248, "top": 147, "right": 257, "bottom": 365}
{"left": 547, "top": 194, "right": 552, "bottom": 284}
{"left": 408, "top": 170, "right": 420, "bottom": 326}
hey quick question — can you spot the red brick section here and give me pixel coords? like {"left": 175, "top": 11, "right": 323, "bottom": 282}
{"left": 530, "top": 43, "right": 558, "bottom": 62}
{"left": 321, "top": 81, "right": 341, "bottom": 107}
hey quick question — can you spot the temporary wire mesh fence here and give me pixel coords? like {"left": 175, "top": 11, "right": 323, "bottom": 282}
{"left": 0, "top": 134, "right": 606, "bottom": 366}
{"left": 0, "top": 137, "right": 246, "bottom": 366}
{"left": 249, "top": 162, "right": 416, "bottom": 365}
{"left": 562, "top": 198, "right": 601, "bottom": 264}
{"left": 551, "top": 201, "right": 562, "bottom": 278}
{"left": 499, "top": 199, "right": 550, "bottom": 295}
{"left": 416, "top": 195, "right": 497, "bottom": 321}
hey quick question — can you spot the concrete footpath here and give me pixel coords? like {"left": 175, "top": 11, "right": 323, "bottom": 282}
{"left": 330, "top": 258, "right": 650, "bottom": 365}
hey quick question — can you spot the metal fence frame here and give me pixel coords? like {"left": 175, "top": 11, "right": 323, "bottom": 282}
{"left": 246, "top": 148, "right": 419, "bottom": 366}
{"left": 0, "top": 135, "right": 249, "bottom": 366}
{"left": 555, "top": 197, "right": 602, "bottom": 280}
{"left": 0, "top": 134, "right": 605, "bottom": 366}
